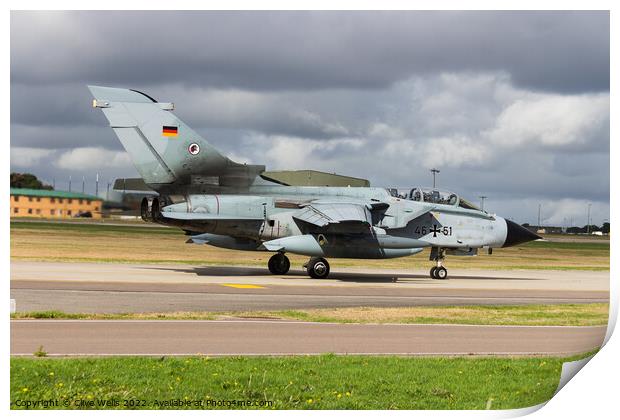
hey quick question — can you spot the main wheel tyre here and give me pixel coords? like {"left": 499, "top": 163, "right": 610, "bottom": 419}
{"left": 435, "top": 266, "right": 448, "bottom": 280}
{"left": 307, "top": 257, "right": 330, "bottom": 279}
{"left": 151, "top": 197, "right": 160, "bottom": 222}
{"left": 430, "top": 267, "right": 438, "bottom": 279}
{"left": 140, "top": 198, "right": 151, "bottom": 222}
{"left": 268, "top": 254, "right": 290, "bottom": 275}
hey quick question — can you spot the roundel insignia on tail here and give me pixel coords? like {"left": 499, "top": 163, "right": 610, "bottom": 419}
{"left": 188, "top": 143, "right": 200, "bottom": 155}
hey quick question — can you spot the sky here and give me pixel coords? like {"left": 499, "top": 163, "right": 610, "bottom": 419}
{"left": 10, "top": 11, "right": 610, "bottom": 226}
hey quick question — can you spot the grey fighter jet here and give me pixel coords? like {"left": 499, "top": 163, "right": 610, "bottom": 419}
{"left": 89, "top": 86, "right": 540, "bottom": 279}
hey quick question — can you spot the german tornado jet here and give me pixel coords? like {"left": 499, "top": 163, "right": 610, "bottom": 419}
{"left": 89, "top": 86, "right": 540, "bottom": 279}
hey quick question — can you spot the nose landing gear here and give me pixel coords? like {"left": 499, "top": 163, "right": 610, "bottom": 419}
{"left": 268, "top": 253, "right": 290, "bottom": 275}
{"left": 430, "top": 266, "right": 448, "bottom": 280}
{"left": 429, "top": 247, "right": 448, "bottom": 280}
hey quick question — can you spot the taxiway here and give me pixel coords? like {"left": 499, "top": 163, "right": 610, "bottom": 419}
{"left": 10, "top": 262, "right": 609, "bottom": 313}
{"left": 10, "top": 319, "right": 606, "bottom": 356}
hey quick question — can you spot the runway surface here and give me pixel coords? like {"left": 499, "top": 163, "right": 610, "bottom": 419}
{"left": 10, "top": 262, "right": 608, "bottom": 313}
{"left": 10, "top": 320, "right": 606, "bottom": 356}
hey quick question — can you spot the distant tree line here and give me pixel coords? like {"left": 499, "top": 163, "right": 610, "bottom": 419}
{"left": 10, "top": 173, "right": 53, "bottom": 190}
{"left": 523, "top": 222, "right": 610, "bottom": 234}
{"left": 566, "top": 223, "right": 610, "bottom": 234}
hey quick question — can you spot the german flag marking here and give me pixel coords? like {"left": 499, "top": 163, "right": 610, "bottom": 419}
{"left": 162, "top": 126, "right": 178, "bottom": 137}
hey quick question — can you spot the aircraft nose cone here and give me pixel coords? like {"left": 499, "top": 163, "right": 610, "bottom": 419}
{"left": 502, "top": 219, "right": 542, "bottom": 247}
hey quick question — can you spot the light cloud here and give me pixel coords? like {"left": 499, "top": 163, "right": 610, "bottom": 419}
{"left": 54, "top": 147, "right": 132, "bottom": 171}
{"left": 367, "top": 123, "right": 405, "bottom": 140}
{"left": 419, "top": 136, "right": 491, "bottom": 168}
{"left": 155, "top": 85, "right": 352, "bottom": 140}
{"left": 10, "top": 147, "right": 54, "bottom": 168}
{"left": 485, "top": 93, "right": 609, "bottom": 149}
{"left": 244, "top": 134, "right": 365, "bottom": 171}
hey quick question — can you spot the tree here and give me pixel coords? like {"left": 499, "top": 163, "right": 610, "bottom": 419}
{"left": 568, "top": 224, "right": 601, "bottom": 234}
{"left": 567, "top": 226, "right": 585, "bottom": 234}
{"left": 601, "top": 222, "right": 610, "bottom": 234}
{"left": 10, "top": 173, "right": 53, "bottom": 190}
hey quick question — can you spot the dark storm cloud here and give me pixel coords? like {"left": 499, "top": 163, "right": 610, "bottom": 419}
{"left": 10, "top": 123, "right": 119, "bottom": 150}
{"left": 9, "top": 10, "right": 610, "bottom": 141}
{"left": 11, "top": 10, "right": 608, "bottom": 93}
{"left": 10, "top": 11, "right": 610, "bottom": 224}
{"left": 11, "top": 83, "right": 104, "bottom": 127}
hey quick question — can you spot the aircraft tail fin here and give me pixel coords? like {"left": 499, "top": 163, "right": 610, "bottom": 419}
{"left": 88, "top": 86, "right": 264, "bottom": 191}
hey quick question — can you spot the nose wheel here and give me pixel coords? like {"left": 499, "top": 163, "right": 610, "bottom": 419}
{"left": 430, "top": 266, "right": 448, "bottom": 280}
{"left": 429, "top": 247, "right": 448, "bottom": 279}
{"left": 306, "top": 257, "right": 330, "bottom": 279}
{"left": 268, "top": 253, "right": 290, "bottom": 275}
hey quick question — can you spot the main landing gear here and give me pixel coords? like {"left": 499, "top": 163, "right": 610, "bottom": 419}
{"left": 429, "top": 247, "right": 448, "bottom": 280}
{"left": 305, "top": 257, "right": 330, "bottom": 279}
{"left": 268, "top": 253, "right": 290, "bottom": 275}
{"left": 267, "top": 253, "right": 331, "bottom": 279}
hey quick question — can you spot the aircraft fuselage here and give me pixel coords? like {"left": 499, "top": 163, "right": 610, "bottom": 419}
{"left": 159, "top": 185, "right": 510, "bottom": 259}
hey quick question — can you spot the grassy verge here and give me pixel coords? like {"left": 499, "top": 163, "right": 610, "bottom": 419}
{"left": 12, "top": 310, "right": 214, "bottom": 321}
{"left": 10, "top": 220, "right": 176, "bottom": 235}
{"left": 10, "top": 353, "right": 595, "bottom": 410}
{"left": 257, "top": 304, "right": 609, "bottom": 326}
{"left": 11, "top": 303, "right": 609, "bottom": 326}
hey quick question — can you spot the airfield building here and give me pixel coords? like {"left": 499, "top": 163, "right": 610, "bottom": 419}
{"left": 10, "top": 188, "right": 103, "bottom": 219}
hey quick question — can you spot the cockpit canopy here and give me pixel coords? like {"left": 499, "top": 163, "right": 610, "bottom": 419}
{"left": 386, "top": 187, "right": 482, "bottom": 211}
{"left": 410, "top": 188, "right": 458, "bottom": 205}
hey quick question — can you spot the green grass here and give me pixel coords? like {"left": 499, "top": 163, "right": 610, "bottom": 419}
{"left": 11, "top": 303, "right": 609, "bottom": 326}
{"left": 10, "top": 353, "right": 595, "bottom": 410}
{"left": 268, "top": 304, "right": 609, "bottom": 326}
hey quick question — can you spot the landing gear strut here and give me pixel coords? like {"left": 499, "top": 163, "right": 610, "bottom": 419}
{"left": 305, "top": 257, "right": 330, "bottom": 279}
{"left": 268, "top": 253, "right": 290, "bottom": 275}
{"left": 429, "top": 247, "right": 448, "bottom": 280}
